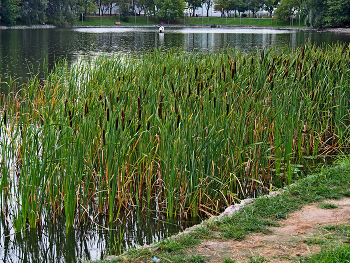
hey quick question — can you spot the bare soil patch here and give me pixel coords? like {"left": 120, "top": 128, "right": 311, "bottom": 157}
{"left": 190, "top": 198, "right": 350, "bottom": 262}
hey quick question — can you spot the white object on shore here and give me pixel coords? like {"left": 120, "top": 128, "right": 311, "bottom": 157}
{"left": 159, "top": 26, "right": 164, "bottom": 33}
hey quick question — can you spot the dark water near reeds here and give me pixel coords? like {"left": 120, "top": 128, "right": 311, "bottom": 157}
{"left": 1, "top": 27, "right": 350, "bottom": 93}
{"left": 0, "top": 26, "right": 350, "bottom": 262}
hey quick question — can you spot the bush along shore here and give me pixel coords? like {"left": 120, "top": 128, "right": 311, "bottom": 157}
{"left": 0, "top": 42, "right": 350, "bottom": 235}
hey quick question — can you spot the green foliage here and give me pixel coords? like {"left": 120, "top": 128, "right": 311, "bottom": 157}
{"left": 46, "top": 0, "right": 79, "bottom": 26}
{"left": 20, "top": 0, "right": 48, "bottom": 25}
{"left": 304, "top": 244, "right": 350, "bottom": 262}
{"left": 0, "top": 0, "right": 20, "bottom": 26}
{"left": 303, "top": 0, "right": 326, "bottom": 28}
{"left": 119, "top": 0, "right": 130, "bottom": 22}
{"left": 187, "top": 0, "right": 202, "bottom": 16}
{"left": 325, "top": 0, "right": 350, "bottom": 26}
{"left": 318, "top": 202, "right": 338, "bottom": 209}
{"left": 262, "top": 0, "right": 278, "bottom": 16}
{"left": 154, "top": 0, "right": 185, "bottom": 20}
{"left": 274, "top": 0, "right": 301, "bottom": 22}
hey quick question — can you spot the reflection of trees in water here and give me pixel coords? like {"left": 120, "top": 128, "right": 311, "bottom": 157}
{"left": 0, "top": 210, "right": 198, "bottom": 262}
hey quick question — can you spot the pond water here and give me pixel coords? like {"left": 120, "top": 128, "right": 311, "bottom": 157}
{"left": 1, "top": 26, "right": 350, "bottom": 92}
{"left": 1, "top": 26, "right": 350, "bottom": 262}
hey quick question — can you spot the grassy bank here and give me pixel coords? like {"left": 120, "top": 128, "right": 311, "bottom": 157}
{"left": 1, "top": 42, "right": 349, "bottom": 236}
{"left": 96, "top": 156, "right": 350, "bottom": 262}
{"left": 76, "top": 15, "right": 305, "bottom": 28}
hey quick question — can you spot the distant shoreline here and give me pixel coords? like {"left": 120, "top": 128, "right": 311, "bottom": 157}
{"left": 0, "top": 24, "right": 349, "bottom": 34}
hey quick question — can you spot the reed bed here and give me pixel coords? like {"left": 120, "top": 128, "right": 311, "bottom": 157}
{"left": 1, "top": 42, "right": 350, "bottom": 232}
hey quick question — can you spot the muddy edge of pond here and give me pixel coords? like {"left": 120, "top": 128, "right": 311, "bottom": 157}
{"left": 1, "top": 24, "right": 350, "bottom": 34}
{"left": 105, "top": 190, "right": 282, "bottom": 261}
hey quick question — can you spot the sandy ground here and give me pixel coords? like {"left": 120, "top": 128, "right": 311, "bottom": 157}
{"left": 190, "top": 198, "right": 350, "bottom": 263}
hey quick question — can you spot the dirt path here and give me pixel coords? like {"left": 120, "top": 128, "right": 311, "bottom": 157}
{"left": 190, "top": 198, "right": 350, "bottom": 262}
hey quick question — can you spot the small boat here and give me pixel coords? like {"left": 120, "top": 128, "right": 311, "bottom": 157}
{"left": 159, "top": 26, "right": 164, "bottom": 33}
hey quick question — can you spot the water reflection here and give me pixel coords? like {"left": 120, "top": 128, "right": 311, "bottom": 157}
{"left": 0, "top": 27, "right": 350, "bottom": 92}
{"left": 0, "top": 209, "right": 200, "bottom": 262}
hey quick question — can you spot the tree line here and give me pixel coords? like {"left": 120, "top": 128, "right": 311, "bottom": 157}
{"left": 0, "top": 0, "right": 349, "bottom": 28}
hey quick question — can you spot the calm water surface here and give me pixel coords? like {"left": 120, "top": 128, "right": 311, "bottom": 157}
{"left": 1, "top": 26, "right": 350, "bottom": 91}
{"left": 1, "top": 27, "right": 350, "bottom": 262}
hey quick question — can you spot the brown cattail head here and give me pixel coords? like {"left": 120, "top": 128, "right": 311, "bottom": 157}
{"left": 171, "top": 82, "right": 175, "bottom": 95}
{"left": 223, "top": 70, "right": 226, "bottom": 82}
{"left": 138, "top": 108, "right": 141, "bottom": 121}
{"left": 175, "top": 99, "right": 178, "bottom": 114}
{"left": 117, "top": 96, "right": 119, "bottom": 103}
{"left": 226, "top": 103, "right": 229, "bottom": 115}
{"left": 158, "top": 103, "right": 162, "bottom": 120}
{"left": 163, "top": 66, "right": 166, "bottom": 76}
{"left": 85, "top": 101, "right": 88, "bottom": 116}
{"left": 283, "top": 70, "right": 288, "bottom": 79}
{"left": 302, "top": 45, "right": 305, "bottom": 58}
{"left": 197, "top": 83, "right": 200, "bottom": 96}
{"left": 136, "top": 123, "right": 141, "bottom": 131}
{"left": 195, "top": 67, "right": 198, "bottom": 79}
{"left": 179, "top": 90, "right": 182, "bottom": 97}
{"left": 314, "top": 59, "right": 318, "bottom": 69}
{"left": 102, "top": 129, "right": 105, "bottom": 145}
{"left": 147, "top": 121, "right": 150, "bottom": 130}
{"left": 65, "top": 99, "right": 68, "bottom": 114}
{"left": 329, "top": 60, "right": 333, "bottom": 70}
{"left": 107, "top": 108, "right": 110, "bottom": 122}
{"left": 104, "top": 98, "right": 107, "bottom": 111}
{"left": 3, "top": 110, "right": 6, "bottom": 126}
{"left": 267, "top": 67, "right": 272, "bottom": 76}
{"left": 271, "top": 81, "right": 274, "bottom": 90}
{"left": 68, "top": 110, "right": 72, "bottom": 127}
{"left": 213, "top": 97, "right": 216, "bottom": 108}
{"left": 176, "top": 114, "right": 180, "bottom": 129}
{"left": 251, "top": 57, "right": 254, "bottom": 66}
{"left": 201, "top": 81, "right": 204, "bottom": 90}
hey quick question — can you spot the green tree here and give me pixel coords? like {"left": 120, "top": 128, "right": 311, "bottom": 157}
{"left": 0, "top": 0, "right": 20, "bottom": 26}
{"left": 214, "top": 0, "right": 228, "bottom": 16}
{"left": 20, "top": 0, "right": 48, "bottom": 25}
{"left": 154, "top": 0, "right": 184, "bottom": 20}
{"left": 203, "top": 0, "right": 212, "bottom": 17}
{"left": 326, "top": 0, "right": 350, "bottom": 26}
{"left": 187, "top": 0, "right": 202, "bottom": 16}
{"left": 303, "top": 0, "right": 326, "bottom": 28}
{"left": 47, "top": 0, "right": 79, "bottom": 26}
{"left": 248, "top": 0, "right": 262, "bottom": 17}
{"left": 274, "top": 0, "right": 300, "bottom": 22}
{"left": 262, "top": 0, "right": 278, "bottom": 16}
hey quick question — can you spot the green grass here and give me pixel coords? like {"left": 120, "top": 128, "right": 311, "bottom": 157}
{"left": 318, "top": 202, "right": 339, "bottom": 209}
{"left": 102, "top": 157, "right": 350, "bottom": 262}
{"left": 75, "top": 15, "right": 306, "bottom": 28}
